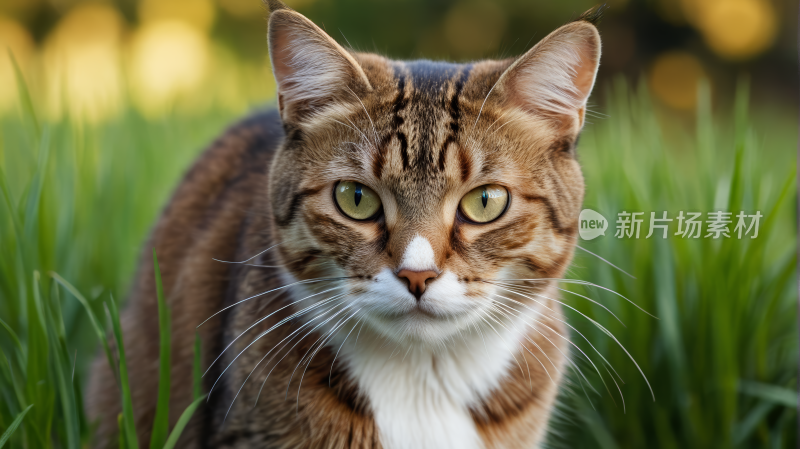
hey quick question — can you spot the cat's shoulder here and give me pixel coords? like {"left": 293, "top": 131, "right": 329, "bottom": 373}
{"left": 186, "top": 108, "right": 282, "bottom": 183}
{"left": 161, "top": 108, "right": 283, "bottom": 219}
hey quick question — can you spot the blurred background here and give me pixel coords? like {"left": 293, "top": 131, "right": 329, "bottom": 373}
{"left": 0, "top": 0, "right": 797, "bottom": 448}
{"left": 0, "top": 0, "right": 797, "bottom": 120}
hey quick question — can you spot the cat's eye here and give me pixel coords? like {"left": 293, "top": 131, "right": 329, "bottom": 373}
{"left": 459, "top": 184, "right": 509, "bottom": 223}
{"left": 334, "top": 181, "right": 382, "bottom": 220}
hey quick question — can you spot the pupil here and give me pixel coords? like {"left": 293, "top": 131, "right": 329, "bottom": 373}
{"left": 481, "top": 189, "right": 488, "bottom": 208}
{"left": 354, "top": 183, "right": 363, "bottom": 207}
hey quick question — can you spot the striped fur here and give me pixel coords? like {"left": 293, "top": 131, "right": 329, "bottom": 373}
{"left": 87, "top": 2, "right": 601, "bottom": 448}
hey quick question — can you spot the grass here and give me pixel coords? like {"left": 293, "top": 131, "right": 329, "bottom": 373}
{"left": 0, "top": 68, "right": 796, "bottom": 447}
{"left": 0, "top": 64, "right": 224, "bottom": 447}
{"left": 550, "top": 78, "right": 797, "bottom": 448}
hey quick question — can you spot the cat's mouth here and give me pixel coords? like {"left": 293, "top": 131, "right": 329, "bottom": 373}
{"left": 376, "top": 294, "right": 478, "bottom": 322}
{"left": 361, "top": 298, "right": 486, "bottom": 345}
{"left": 406, "top": 302, "right": 440, "bottom": 319}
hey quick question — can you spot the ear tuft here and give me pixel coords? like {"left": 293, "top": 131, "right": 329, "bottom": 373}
{"left": 576, "top": 4, "right": 607, "bottom": 26}
{"left": 263, "top": 0, "right": 290, "bottom": 14}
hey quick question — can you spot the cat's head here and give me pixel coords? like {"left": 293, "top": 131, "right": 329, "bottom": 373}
{"left": 265, "top": 1, "right": 601, "bottom": 346}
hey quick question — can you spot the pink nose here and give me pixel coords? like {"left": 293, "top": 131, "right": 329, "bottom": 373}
{"left": 396, "top": 269, "right": 439, "bottom": 300}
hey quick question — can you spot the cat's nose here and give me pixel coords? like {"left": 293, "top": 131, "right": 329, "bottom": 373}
{"left": 396, "top": 269, "right": 439, "bottom": 300}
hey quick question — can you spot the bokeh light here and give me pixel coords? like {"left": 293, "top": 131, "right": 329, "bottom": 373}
{"left": 0, "top": 16, "right": 34, "bottom": 113}
{"left": 129, "top": 20, "right": 211, "bottom": 115}
{"left": 42, "top": 4, "right": 125, "bottom": 122}
{"left": 679, "top": 0, "right": 777, "bottom": 60}
{"left": 698, "top": 0, "right": 777, "bottom": 60}
{"left": 138, "top": 0, "right": 216, "bottom": 32}
{"left": 0, "top": 0, "right": 794, "bottom": 122}
{"left": 648, "top": 51, "right": 706, "bottom": 111}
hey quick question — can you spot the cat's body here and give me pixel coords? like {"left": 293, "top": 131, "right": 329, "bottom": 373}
{"left": 87, "top": 2, "right": 601, "bottom": 448}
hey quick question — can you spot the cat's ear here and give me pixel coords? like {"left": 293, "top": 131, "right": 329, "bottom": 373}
{"left": 496, "top": 14, "right": 601, "bottom": 131}
{"left": 267, "top": 1, "right": 372, "bottom": 122}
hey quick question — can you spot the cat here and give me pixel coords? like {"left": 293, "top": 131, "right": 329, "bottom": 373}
{"left": 87, "top": 1, "right": 602, "bottom": 447}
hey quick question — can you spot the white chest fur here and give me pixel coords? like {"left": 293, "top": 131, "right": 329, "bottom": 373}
{"left": 336, "top": 312, "right": 534, "bottom": 449}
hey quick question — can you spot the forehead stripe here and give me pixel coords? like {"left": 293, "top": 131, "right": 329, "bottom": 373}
{"left": 372, "top": 64, "right": 409, "bottom": 179}
{"left": 440, "top": 64, "right": 472, "bottom": 176}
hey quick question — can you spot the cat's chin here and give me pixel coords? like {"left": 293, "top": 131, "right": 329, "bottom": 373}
{"left": 358, "top": 305, "right": 486, "bottom": 347}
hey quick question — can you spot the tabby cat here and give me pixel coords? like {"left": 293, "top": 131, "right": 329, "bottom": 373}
{"left": 87, "top": 1, "right": 602, "bottom": 447}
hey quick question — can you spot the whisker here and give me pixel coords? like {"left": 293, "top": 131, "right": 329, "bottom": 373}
{"left": 484, "top": 304, "right": 535, "bottom": 387}
{"left": 253, "top": 301, "right": 348, "bottom": 407}
{"left": 203, "top": 286, "right": 344, "bottom": 377}
{"left": 224, "top": 301, "right": 344, "bottom": 420}
{"left": 401, "top": 343, "right": 413, "bottom": 363}
{"left": 332, "top": 119, "right": 363, "bottom": 137}
{"left": 494, "top": 278, "right": 656, "bottom": 318}
{"left": 328, "top": 311, "right": 366, "bottom": 385}
{"left": 482, "top": 110, "right": 511, "bottom": 134}
{"left": 344, "top": 116, "right": 377, "bottom": 151}
{"left": 209, "top": 293, "right": 347, "bottom": 398}
{"left": 296, "top": 307, "right": 363, "bottom": 410}
{"left": 490, "top": 298, "right": 589, "bottom": 386}
{"left": 345, "top": 86, "right": 380, "bottom": 145}
{"left": 491, "top": 289, "right": 616, "bottom": 400}
{"left": 353, "top": 318, "right": 366, "bottom": 349}
{"left": 490, "top": 284, "right": 651, "bottom": 401}
{"left": 198, "top": 277, "right": 352, "bottom": 327}
{"left": 605, "top": 364, "right": 626, "bottom": 413}
{"left": 476, "top": 313, "right": 525, "bottom": 379}
{"left": 487, "top": 300, "right": 558, "bottom": 383}
{"left": 216, "top": 262, "right": 286, "bottom": 269}
{"left": 212, "top": 243, "right": 282, "bottom": 265}
{"left": 490, "top": 298, "right": 597, "bottom": 397}
{"left": 575, "top": 245, "right": 635, "bottom": 279}
{"left": 283, "top": 303, "right": 355, "bottom": 399}
{"left": 491, "top": 117, "right": 525, "bottom": 135}
{"left": 468, "top": 74, "right": 502, "bottom": 138}
{"left": 584, "top": 108, "right": 609, "bottom": 118}
{"left": 489, "top": 280, "right": 624, "bottom": 326}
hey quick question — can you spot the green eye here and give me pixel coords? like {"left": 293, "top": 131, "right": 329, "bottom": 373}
{"left": 459, "top": 184, "right": 509, "bottom": 223}
{"left": 334, "top": 181, "right": 382, "bottom": 220}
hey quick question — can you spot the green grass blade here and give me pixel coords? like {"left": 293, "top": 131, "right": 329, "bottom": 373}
{"left": 7, "top": 50, "right": 40, "bottom": 136}
{"left": 0, "top": 317, "right": 22, "bottom": 353}
{"left": 0, "top": 167, "right": 25, "bottom": 266}
{"left": 51, "top": 272, "right": 117, "bottom": 381}
{"left": 733, "top": 401, "right": 774, "bottom": 444}
{"left": 38, "top": 274, "right": 81, "bottom": 449}
{"left": 25, "top": 270, "right": 55, "bottom": 448}
{"left": 0, "top": 349, "right": 26, "bottom": 409}
{"left": 193, "top": 333, "right": 203, "bottom": 400}
{"left": 105, "top": 297, "right": 139, "bottom": 449}
{"left": 739, "top": 381, "right": 798, "bottom": 408}
{"left": 118, "top": 414, "right": 125, "bottom": 449}
{"left": 162, "top": 395, "right": 206, "bottom": 449}
{"left": 0, "top": 404, "right": 33, "bottom": 449}
{"left": 22, "top": 127, "right": 50, "bottom": 249}
{"left": 149, "top": 250, "right": 171, "bottom": 449}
